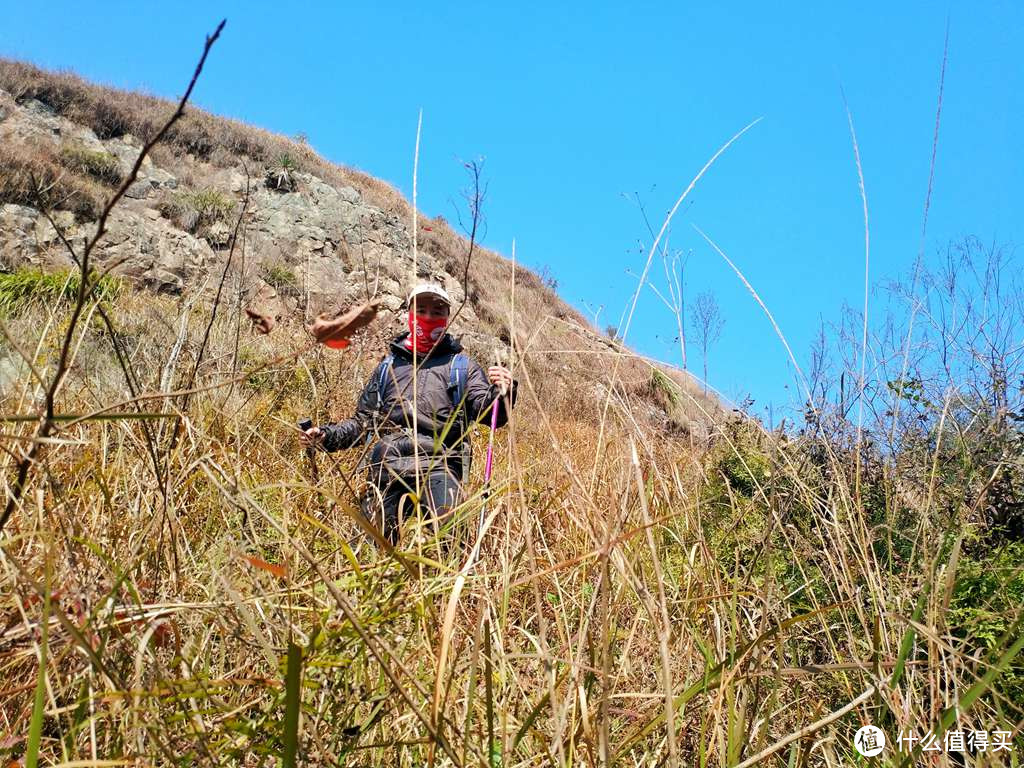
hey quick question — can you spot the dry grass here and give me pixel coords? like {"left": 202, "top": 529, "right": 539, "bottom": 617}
{"left": 0, "top": 245, "right": 1019, "bottom": 764}
{"left": 0, "top": 57, "right": 406, "bottom": 215}
{"left": 0, "top": 143, "right": 107, "bottom": 221}
{"left": 0, "top": 54, "right": 1020, "bottom": 768}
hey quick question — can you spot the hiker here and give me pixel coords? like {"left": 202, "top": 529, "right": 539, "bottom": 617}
{"left": 300, "top": 283, "right": 516, "bottom": 544}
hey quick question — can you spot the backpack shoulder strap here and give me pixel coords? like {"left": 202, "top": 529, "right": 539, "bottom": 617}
{"left": 449, "top": 353, "right": 469, "bottom": 409}
{"left": 375, "top": 354, "right": 394, "bottom": 411}
{"left": 448, "top": 353, "right": 472, "bottom": 481}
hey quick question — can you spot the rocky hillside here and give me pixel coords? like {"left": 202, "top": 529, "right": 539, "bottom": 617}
{"left": 0, "top": 57, "right": 717, "bottom": 434}
{"left": 3, "top": 59, "right": 1020, "bottom": 768}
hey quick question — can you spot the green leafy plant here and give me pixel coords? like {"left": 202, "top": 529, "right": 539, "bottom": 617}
{"left": 265, "top": 153, "right": 299, "bottom": 192}
{"left": 58, "top": 145, "right": 123, "bottom": 185}
{"left": 949, "top": 542, "right": 1024, "bottom": 712}
{"left": 0, "top": 267, "right": 122, "bottom": 315}
{"left": 158, "top": 187, "right": 235, "bottom": 233}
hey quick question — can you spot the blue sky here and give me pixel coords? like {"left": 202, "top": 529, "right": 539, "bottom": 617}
{"left": 2, "top": 2, "right": 1020, "bottom": 417}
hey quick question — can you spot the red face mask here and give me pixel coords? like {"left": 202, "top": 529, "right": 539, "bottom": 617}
{"left": 405, "top": 313, "right": 448, "bottom": 352}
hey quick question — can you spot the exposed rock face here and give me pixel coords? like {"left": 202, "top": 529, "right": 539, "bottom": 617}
{"left": 0, "top": 88, "right": 476, "bottom": 332}
{"left": 0, "top": 72, "right": 713, "bottom": 435}
{"left": 89, "top": 207, "right": 215, "bottom": 294}
{"left": 0, "top": 204, "right": 76, "bottom": 270}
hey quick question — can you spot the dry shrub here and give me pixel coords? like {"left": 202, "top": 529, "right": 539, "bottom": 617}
{"left": 156, "top": 186, "right": 235, "bottom": 233}
{"left": 0, "top": 142, "right": 106, "bottom": 220}
{"left": 0, "top": 59, "right": 133, "bottom": 138}
{"left": 58, "top": 144, "right": 123, "bottom": 185}
{"left": 0, "top": 58, "right": 405, "bottom": 211}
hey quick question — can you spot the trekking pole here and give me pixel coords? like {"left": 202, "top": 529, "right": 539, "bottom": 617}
{"left": 477, "top": 377, "right": 504, "bottom": 540}
{"left": 297, "top": 418, "right": 320, "bottom": 484}
{"left": 298, "top": 417, "right": 332, "bottom": 519}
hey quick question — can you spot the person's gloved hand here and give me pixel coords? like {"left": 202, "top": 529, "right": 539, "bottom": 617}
{"left": 299, "top": 426, "right": 324, "bottom": 447}
{"left": 487, "top": 365, "right": 513, "bottom": 395}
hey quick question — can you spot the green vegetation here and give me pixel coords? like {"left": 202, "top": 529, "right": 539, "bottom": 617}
{"left": 58, "top": 145, "right": 123, "bottom": 185}
{"left": 649, "top": 367, "right": 680, "bottom": 408}
{"left": 640, "top": 366, "right": 698, "bottom": 434}
{"left": 951, "top": 542, "right": 1024, "bottom": 705}
{"left": 0, "top": 267, "right": 122, "bottom": 315}
{"left": 265, "top": 153, "right": 299, "bottom": 192}
{"left": 184, "top": 187, "right": 236, "bottom": 225}
{"left": 260, "top": 263, "right": 300, "bottom": 297}
{"left": 158, "top": 187, "right": 236, "bottom": 233}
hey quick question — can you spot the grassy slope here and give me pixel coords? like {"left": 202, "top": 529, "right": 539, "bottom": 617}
{"left": 0, "top": 56, "right": 718, "bottom": 433}
{"left": 0, "top": 59, "right": 1021, "bottom": 766}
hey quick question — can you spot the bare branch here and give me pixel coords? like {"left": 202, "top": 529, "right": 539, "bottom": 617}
{"left": 0, "top": 19, "right": 226, "bottom": 536}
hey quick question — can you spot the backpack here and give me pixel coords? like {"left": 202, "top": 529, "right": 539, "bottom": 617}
{"left": 372, "top": 352, "right": 472, "bottom": 480}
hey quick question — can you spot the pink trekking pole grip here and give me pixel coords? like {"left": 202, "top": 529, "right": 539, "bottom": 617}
{"left": 483, "top": 396, "right": 500, "bottom": 482}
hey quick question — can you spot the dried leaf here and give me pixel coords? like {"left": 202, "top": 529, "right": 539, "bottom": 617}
{"left": 1, "top": 734, "right": 25, "bottom": 750}
{"left": 309, "top": 299, "right": 381, "bottom": 348}
{"left": 245, "top": 306, "right": 276, "bottom": 335}
{"left": 242, "top": 554, "right": 287, "bottom": 579}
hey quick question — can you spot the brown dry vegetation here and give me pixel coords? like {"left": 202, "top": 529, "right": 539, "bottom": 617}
{"left": 1, "top": 55, "right": 1021, "bottom": 768}
{"left": 1, "top": 57, "right": 449, "bottom": 218}
{"left": 0, "top": 142, "right": 107, "bottom": 221}
{"left": 0, "top": 56, "right": 718, "bottom": 431}
{"left": 1, "top": 256, "right": 1020, "bottom": 766}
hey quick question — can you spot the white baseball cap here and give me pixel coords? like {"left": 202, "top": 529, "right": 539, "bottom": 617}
{"left": 406, "top": 282, "right": 452, "bottom": 308}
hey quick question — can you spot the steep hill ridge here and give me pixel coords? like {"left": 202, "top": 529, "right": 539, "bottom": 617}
{"left": 1, "top": 57, "right": 1018, "bottom": 768}
{"left": 0, "top": 57, "right": 717, "bottom": 434}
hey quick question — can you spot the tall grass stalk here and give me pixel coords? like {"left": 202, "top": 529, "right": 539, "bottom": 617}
{"left": 1, "top": 281, "right": 1019, "bottom": 762}
{"left": 1, "top": 50, "right": 1021, "bottom": 768}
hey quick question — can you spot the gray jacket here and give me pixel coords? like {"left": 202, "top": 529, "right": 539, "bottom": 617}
{"left": 319, "top": 333, "right": 516, "bottom": 477}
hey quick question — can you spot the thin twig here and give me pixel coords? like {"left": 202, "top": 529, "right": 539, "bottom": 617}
{"left": 0, "top": 20, "right": 226, "bottom": 536}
